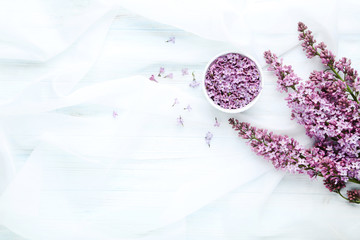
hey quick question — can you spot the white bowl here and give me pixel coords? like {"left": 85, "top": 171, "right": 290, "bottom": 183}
{"left": 202, "top": 51, "right": 263, "bottom": 114}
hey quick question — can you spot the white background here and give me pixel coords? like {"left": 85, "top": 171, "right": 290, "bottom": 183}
{"left": 0, "top": 0, "right": 360, "bottom": 239}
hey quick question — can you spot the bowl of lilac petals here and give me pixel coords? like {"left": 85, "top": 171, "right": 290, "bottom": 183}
{"left": 203, "top": 52, "right": 263, "bottom": 113}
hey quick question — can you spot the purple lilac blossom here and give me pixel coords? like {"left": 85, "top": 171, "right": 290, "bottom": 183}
{"left": 347, "top": 189, "right": 360, "bottom": 203}
{"left": 182, "top": 68, "right": 189, "bottom": 76}
{"left": 166, "top": 36, "right": 175, "bottom": 44}
{"left": 172, "top": 98, "right": 179, "bottom": 107}
{"left": 264, "top": 50, "right": 300, "bottom": 92}
{"left": 205, "top": 53, "right": 261, "bottom": 109}
{"left": 177, "top": 115, "right": 184, "bottom": 126}
{"left": 189, "top": 72, "right": 200, "bottom": 88}
{"left": 214, "top": 117, "right": 220, "bottom": 127}
{"left": 184, "top": 105, "right": 192, "bottom": 112}
{"left": 229, "top": 118, "right": 316, "bottom": 175}
{"left": 230, "top": 22, "right": 360, "bottom": 202}
{"left": 298, "top": 22, "right": 360, "bottom": 92}
{"left": 158, "top": 67, "right": 165, "bottom": 77}
{"left": 189, "top": 80, "right": 200, "bottom": 88}
{"left": 164, "top": 73, "right": 173, "bottom": 79}
{"left": 112, "top": 111, "right": 118, "bottom": 119}
{"left": 205, "top": 131, "right": 213, "bottom": 147}
{"left": 149, "top": 75, "right": 158, "bottom": 83}
{"left": 264, "top": 52, "right": 360, "bottom": 193}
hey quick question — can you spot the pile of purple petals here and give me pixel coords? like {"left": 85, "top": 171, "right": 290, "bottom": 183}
{"left": 205, "top": 53, "right": 261, "bottom": 109}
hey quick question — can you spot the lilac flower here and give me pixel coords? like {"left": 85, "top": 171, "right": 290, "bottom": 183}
{"left": 298, "top": 25, "right": 317, "bottom": 58}
{"left": 149, "top": 74, "right": 158, "bottom": 83}
{"left": 264, "top": 50, "right": 300, "bottom": 92}
{"left": 166, "top": 36, "right": 175, "bottom": 44}
{"left": 231, "top": 22, "right": 360, "bottom": 203}
{"left": 184, "top": 104, "right": 192, "bottom": 111}
{"left": 189, "top": 72, "right": 200, "bottom": 88}
{"left": 205, "top": 131, "right": 213, "bottom": 147}
{"left": 189, "top": 80, "right": 200, "bottom": 88}
{"left": 158, "top": 67, "right": 165, "bottom": 77}
{"left": 182, "top": 68, "right": 189, "bottom": 76}
{"left": 297, "top": 22, "right": 359, "bottom": 100}
{"left": 347, "top": 189, "right": 360, "bottom": 203}
{"left": 297, "top": 22, "right": 307, "bottom": 32}
{"left": 177, "top": 115, "right": 184, "bottom": 126}
{"left": 112, "top": 110, "right": 118, "bottom": 119}
{"left": 214, "top": 117, "right": 220, "bottom": 127}
{"left": 164, "top": 73, "right": 173, "bottom": 79}
{"left": 205, "top": 53, "right": 261, "bottom": 109}
{"left": 229, "top": 118, "right": 316, "bottom": 176}
{"left": 172, "top": 98, "right": 179, "bottom": 107}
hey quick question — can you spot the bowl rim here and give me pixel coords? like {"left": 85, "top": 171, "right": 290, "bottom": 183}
{"left": 202, "top": 51, "right": 264, "bottom": 114}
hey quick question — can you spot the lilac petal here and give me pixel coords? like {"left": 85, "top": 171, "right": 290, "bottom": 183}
{"left": 164, "top": 73, "right": 173, "bottom": 79}
{"left": 205, "top": 131, "right": 213, "bottom": 147}
{"left": 182, "top": 68, "right": 189, "bottom": 76}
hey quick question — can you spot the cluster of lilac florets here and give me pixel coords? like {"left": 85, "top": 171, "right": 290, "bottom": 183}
{"left": 205, "top": 53, "right": 261, "bottom": 109}
{"left": 229, "top": 119, "right": 314, "bottom": 174}
{"left": 230, "top": 22, "right": 360, "bottom": 203}
{"left": 347, "top": 189, "right": 360, "bottom": 202}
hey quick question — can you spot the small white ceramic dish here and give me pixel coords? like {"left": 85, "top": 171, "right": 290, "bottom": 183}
{"left": 202, "top": 51, "right": 263, "bottom": 113}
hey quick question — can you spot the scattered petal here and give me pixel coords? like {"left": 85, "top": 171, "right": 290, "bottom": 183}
{"left": 214, "top": 117, "right": 220, "bottom": 127}
{"left": 112, "top": 111, "right": 118, "bottom": 118}
{"left": 182, "top": 68, "right": 189, "bottom": 76}
{"left": 189, "top": 72, "right": 200, "bottom": 88}
{"left": 184, "top": 104, "right": 192, "bottom": 112}
{"left": 177, "top": 115, "right": 184, "bottom": 126}
{"left": 172, "top": 98, "right": 180, "bottom": 107}
{"left": 189, "top": 80, "right": 200, "bottom": 88}
{"left": 205, "top": 131, "right": 213, "bottom": 147}
{"left": 166, "top": 36, "right": 175, "bottom": 44}
{"left": 164, "top": 73, "right": 173, "bottom": 79}
{"left": 158, "top": 67, "right": 165, "bottom": 77}
{"left": 149, "top": 74, "right": 158, "bottom": 83}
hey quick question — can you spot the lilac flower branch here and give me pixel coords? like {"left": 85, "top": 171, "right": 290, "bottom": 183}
{"left": 298, "top": 22, "right": 359, "bottom": 103}
{"left": 336, "top": 189, "right": 360, "bottom": 204}
{"left": 239, "top": 22, "right": 360, "bottom": 203}
{"left": 228, "top": 118, "right": 318, "bottom": 176}
{"left": 264, "top": 50, "right": 300, "bottom": 93}
{"left": 229, "top": 118, "right": 360, "bottom": 201}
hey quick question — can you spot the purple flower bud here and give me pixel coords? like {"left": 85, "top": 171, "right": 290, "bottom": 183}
{"left": 149, "top": 74, "right": 158, "bottom": 83}
{"left": 347, "top": 189, "right": 360, "bottom": 203}
{"left": 298, "top": 22, "right": 307, "bottom": 32}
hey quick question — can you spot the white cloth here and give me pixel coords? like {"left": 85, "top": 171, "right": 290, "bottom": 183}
{"left": 0, "top": 0, "right": 360, "bottom": 239}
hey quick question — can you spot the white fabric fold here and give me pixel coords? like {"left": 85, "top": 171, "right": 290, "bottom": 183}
{"left": 0, "top": 76, "right": 279, "bottom": 239}
{"left": 0, "top": 0, "right": 115, "bottom": 62}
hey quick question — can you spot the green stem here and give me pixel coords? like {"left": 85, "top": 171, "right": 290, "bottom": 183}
{"left": 336, "top": 190, "right": 350, "bottom": 201}
{"left": 349, "top": 178, "right": 360, "bottom": 184}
